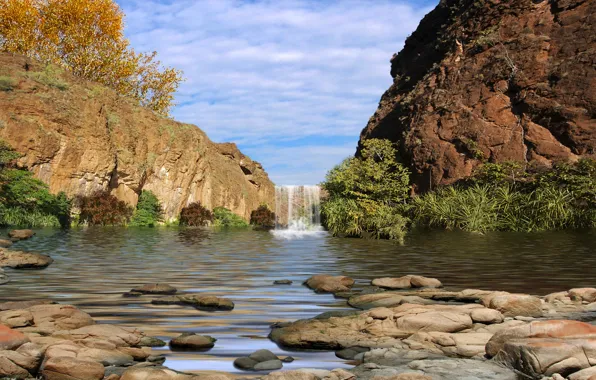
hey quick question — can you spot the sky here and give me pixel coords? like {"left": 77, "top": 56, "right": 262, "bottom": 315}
{"left": 116, "top": 0, "right": 438, "bottom": 185}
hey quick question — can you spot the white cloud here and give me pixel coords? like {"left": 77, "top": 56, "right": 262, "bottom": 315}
{"left": 117, "top": 0, "right": 435, "bottom": 184}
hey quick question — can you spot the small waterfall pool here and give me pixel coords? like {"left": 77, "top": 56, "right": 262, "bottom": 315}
{"left": 271, "top": 185, "right": 326, "bottom": 239}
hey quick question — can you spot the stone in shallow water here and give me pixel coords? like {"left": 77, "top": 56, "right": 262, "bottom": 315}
{"left": 7, "top": 230, "right": 35, "bottom": 241}
{"left": 336, "top": 346, "right": 371, "bottom": 360}
{"left": 254, "top": 359, "right": 283, "bottom": 371}
{"left": 169, "top": 333, "right": 216, "bottom": 350}
{"left": 274, "top": 280, "right": 293, "bottom": 285}
{"left": 0, "top": 249, "right": 53, "bottom": 269}
{"left": 130, "top": 283, "right": 177, "bottom": 295}
{"left": 305, "top": 274, "right": 355, "bottom": 293}
{"left": 0, "top": 240, "right": 12, "bottom": 248}
{"left": 152, "top": 295, "right": 234, "bottom": 311}
{"left": 249, "top": 349, "right": 279, "bottom": 362}
{"left": 234, "top": 357, "right": 259, "bottom": 370}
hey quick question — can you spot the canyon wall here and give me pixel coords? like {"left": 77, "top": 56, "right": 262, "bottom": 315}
{"left": 360, "top": 0, "right": 595, "bottom": 191}
{"left": 0, "top": 53, "right": 275, "bottom": 220}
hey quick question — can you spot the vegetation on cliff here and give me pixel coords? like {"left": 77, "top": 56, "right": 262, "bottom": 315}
{"left": 179, "top": 202, "right": 214, "bottom": 227}
{"left": 76, "top": 192, "right": 133, "bottom": 226}
{"left": 130, "top": 191, "right": 163, "bottom": 227}
{"left": 0, "top": 140, "right": 70, "bottom": 227}
{"left": 0, "top": 0, "right": 183, "bottom": 115}
{"left": 250, "top": 205, "right": 276, "bottom": 230}
{"left": 213, "top": 207, "right": 249, "bottom": 228}
{"left": 322, "top": 139, "right": 596, "bottom": 241}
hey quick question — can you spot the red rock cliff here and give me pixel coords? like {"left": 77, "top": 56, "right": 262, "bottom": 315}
{"left": 0, "top": 53, "right": 275, "bottom": 220}
{"left": 360, "top": 0, "right": 595, "bottom": 191}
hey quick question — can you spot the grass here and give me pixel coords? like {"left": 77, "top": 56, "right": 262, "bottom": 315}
{"left": 0, "top": 206, "right": 61, "bottom": 228}
{"left": 0, "top": 76, "right": 17, "bottom": 91}
{"left": 213, "top": 207, "right": 249, "bottom": 228}
{"left": 25, "top": 65, "right": 69, "bottom": 91}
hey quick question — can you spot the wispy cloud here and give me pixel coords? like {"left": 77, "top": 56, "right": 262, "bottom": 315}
{"left": 117, "top": 0, "right": 436, "bottom": 184}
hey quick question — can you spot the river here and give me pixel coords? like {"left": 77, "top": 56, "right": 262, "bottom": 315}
{"left": 1, "top": 227, "right": 595, "bottom": 373}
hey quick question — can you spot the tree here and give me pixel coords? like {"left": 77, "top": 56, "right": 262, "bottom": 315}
{"left": 0, "top": 0, "right": 183, "bottom": 116}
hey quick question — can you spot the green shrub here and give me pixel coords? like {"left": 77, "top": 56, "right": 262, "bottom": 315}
{"left": 0, "top": 140, "right": 71, "bottom": 227}
{"left": 77, "top": 191, "right": 132, "bottom": 226}
{"left": 213, "top": 207, "right": 248, "bottom": 228}
{"left": 0, "top": 76, "right": 16, "bottom": 91}
{"left": 179, "top": 202, "right": 213, "bottom": 226}
{"left": 130, "top": 190, "right": 163, "bottom": 227}
{"left": 321, "top": 139, "right": 411, "bottom": 242}
{"left": 250, "top": 205, "right": 275, "bottom": 230}
{"left": 25, "top": 65, "right": 69, "bottom": 91}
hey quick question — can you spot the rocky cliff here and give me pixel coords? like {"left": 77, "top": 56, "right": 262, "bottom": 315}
{"left": 360, "top": 0, "right": 595, "bottom": 191}
{"left": 0, "top": 53, "right": 274, "bottom": 220}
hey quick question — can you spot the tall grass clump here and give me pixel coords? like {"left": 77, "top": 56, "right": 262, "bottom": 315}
{"left": 0, "top": 140, "right": 71, "bottom": 227}
{"left": 130, "top": 190, "right": 163, "bottom": 227}
{"left": 321, "top": 139, "right": 411, "bottom": 243}
{"left": 412, "top": 160, "right": 596, "bottom": 233}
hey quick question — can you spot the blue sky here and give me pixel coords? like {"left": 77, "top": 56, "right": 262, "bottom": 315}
{"left": 116, "top": 0, "right": 438, "bottom": 185}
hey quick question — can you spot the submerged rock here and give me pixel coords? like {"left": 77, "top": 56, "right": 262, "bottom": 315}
{"left": 130, "top": 283, "right": 177, "bottom": 295}
{"left": 169, "top": 333, "right": 216, "bottom": 350}
{"left": 0, "top": 249, "right": 53, "bottom": 269}
{"left": 274, "top": 280, "right": 293, "bottom": 285}
{"left": 305, "top": 275, "right": 355, "bottom": 293}
{"left": 152, "top": 294, "right": 234, "bottom": 311}
{"left": 7, "top": 230, "right": 35, "bottom": 241}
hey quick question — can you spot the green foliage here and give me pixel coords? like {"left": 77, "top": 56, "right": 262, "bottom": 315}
{"left": 213, "top": 207, "right": 249, "bottom": 228}
{"left": 130, "top": 190, "right": 163, "bottom": 227}
{"left": 412, "top": 160, "right": 596, "bottom": 233}
{"left": 250, "top": 205, "right": 275, "bottom": 230}
{"left": 77, "top": 191, "right": 132, "bottom": 226}
{"left": 321, "top": 139, "right": 411, "bottom": 242}
{"left": 179, "top": 202, "right": 213, "bottom": 227}
{"left": 25, "top": 65, "right": 69, "bottom": 91}
{"left": 0, "top": 76, "right": 16, "bottom": 91}
{"left": 0, "top": 140, "right": 71, "bottom": 227}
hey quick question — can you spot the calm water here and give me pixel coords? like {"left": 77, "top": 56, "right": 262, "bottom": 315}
{"left": 1, "top": 227, "right": 595, "bottom": 373}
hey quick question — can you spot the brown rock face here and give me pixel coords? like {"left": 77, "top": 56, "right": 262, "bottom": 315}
{"left": 359, "top": 0, "right": 596, "bottom": 191}
{"left": 0, "top": 54, "right": 274, "bottom": 220}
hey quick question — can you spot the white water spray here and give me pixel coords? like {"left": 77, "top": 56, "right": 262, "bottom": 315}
{"left": 271, "top": 185, "right": 325, "bottom": 239}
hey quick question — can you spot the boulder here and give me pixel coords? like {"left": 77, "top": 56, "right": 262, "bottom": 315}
{"left": 8, "top": 230, "right": 35, "bottom": 241}
{"left": 568, "top": 366, "right": 596, "bottom": 380}
{"left": 371, "top": 277, "right": 413, "bottom": 289}
{"left": 0, "top": 309, "right": 34, "bottom": 328}
{"left": 169, "top": 333, "right": 216, "bottom": 350}
{"left": 348, "top": 293, "right": 433, "bottom": 310}
{"left": 569, "top": 288, "right": 596, "bottom": 303}
{"left": 234, "top": 349, "right": 282, "bottom": 371}
{"left": 469, "top": 308, "right": 504, "bottom": 324}
{"left": 396, "top": 311, "right": 472, "bottom": 334}
{"left": 254, "top": 360, "right": 283, "bottom": 371}
{"left": 0, "top": 249, "right": 53, "bottom": 269}
{"left": 130, "top": 283, "right": 177, "bottom": 295}
{"left": 0, "top": 343, "right": 44, "bottom": 378}
{"left": 0, "top": 239, "right": 12, "bottom": 248}
{"left": 494, "top": 338, "right": 596, "bottom": 378}
{"left": 0, "top": 324, "right": 29, "bottom": 350}
{"left": 486, "top": 320, "right": 596, "bottom": 357}
{"left": 138, "top": 336, "right": 166, "bottom": 347}
{"left": 0, "top": 355, "right": 32, "bottom": 378}
{"left": 41, "top": 356, "right": 104, "bottom": 380}
{"left": 305, "top": 275, "right": 355, "bottom": 293}
{"left": 26, "top": 304, "right": 95, "bottom": 332}
{"left": 482, "top": 293, "right": 543, "bottom": 317}
{"left": 51, "top": 324, "right": 146, "bottom": 347}
{"left": 409, "top": 276, "right": 442, "bottom": 289}
{"left": 336, "top": 346, "right": 370, "bottom": 360}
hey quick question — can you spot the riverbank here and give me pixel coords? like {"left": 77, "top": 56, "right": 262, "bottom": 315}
{"left": 1, "top": 229, "right": 595, "bottom": 379}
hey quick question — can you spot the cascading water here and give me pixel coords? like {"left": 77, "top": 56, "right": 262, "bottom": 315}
{"left": 272, "top": 185, "right": 325, "bottom": 239}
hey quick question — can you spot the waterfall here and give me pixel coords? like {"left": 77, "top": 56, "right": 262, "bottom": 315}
{"left": 272, "top": 185, "right": 324, "bottom": 238}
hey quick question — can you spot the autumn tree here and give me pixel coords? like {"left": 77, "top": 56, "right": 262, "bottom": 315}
{"left": 0, "top": 0, "right": 183, "bottom": 116}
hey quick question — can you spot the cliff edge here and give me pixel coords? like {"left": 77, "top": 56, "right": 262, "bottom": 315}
{"left": 360, "top": 0, "right": 595, "bottom": 191}
{"left": 0, "top": 53, "right": 274, "bottom": 220}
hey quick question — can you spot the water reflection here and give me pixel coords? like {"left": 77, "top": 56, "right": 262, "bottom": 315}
{"left": 1, "top": 227, "right": 595, "bottom": 373}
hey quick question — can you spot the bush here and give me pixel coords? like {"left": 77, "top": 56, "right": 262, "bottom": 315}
{"left": 0, "top": 141, "right": 71, "bottom": 227}
{"left": 130, "top": 190, "right": 162, "bottom": 227}
{"left": 77, "top": 191, "right": 132, "bottom": 226}
{"left": 179, "top": 202, "right": 213, "bottom": 226}
{"left": 321, "top": 139, "right": 411, "bottom": 242}
{"left": 250, "top": 205, "right": 275, "bottom": 230}
{"left": 25, "top": 65, "right": 69, "bottom": 90}
{"left": 213, "top": 207, "right": 248, "bottom": 228}
{"left": 0, "top": 76, "right": 16, "bottom": 91}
